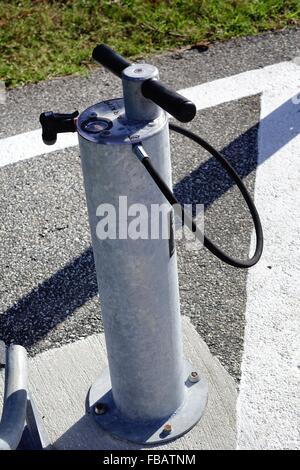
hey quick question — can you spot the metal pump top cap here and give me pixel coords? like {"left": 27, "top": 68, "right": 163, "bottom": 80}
{"left": 77, "top": 98, "right": 166, "bottom": 145}
{"left": 122, "top": 64, "right": 159, "bottom": 82}
{"left": 122, "top": 64, "right": 161, "bottom": 122}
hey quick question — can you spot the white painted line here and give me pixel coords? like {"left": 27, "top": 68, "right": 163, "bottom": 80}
{"left": 0, "top": 129, "right": 77, "bottom": 167}
{"left": 180, "top": 61, "right": 299, "bottom": 111}
{"left": 237, "top": 66, "right": 300, "bottom": 450}
{"left": 0, "top": 61, "right": 299, "bottom": 169}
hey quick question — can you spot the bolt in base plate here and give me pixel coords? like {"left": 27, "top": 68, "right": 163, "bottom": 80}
{"left": 88, "top": 360, "right": 208, "bottom": 445}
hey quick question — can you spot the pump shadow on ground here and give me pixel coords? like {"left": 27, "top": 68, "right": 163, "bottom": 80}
{"left": 54, "top": 412, "right": 182, "bottom": 450}
{"left": 53, "top": 392, "right": 175, "bottom": 450}
{"left": 174, "top": 93, "right": 300, "bottom": 207}
{"left": 0, "top": 95, "right": 299, "bottom": 348}
{"left": 172, "top": 122, "right": 259, "bottom": 209}
{"left": 0, "top": 247, "right": 98, "bottom": 348}
{"left": 53, "top": 414, "right": 142, "bottom": 450}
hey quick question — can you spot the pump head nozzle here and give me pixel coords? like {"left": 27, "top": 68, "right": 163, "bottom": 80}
{"left": 40, "top": 110, "right": 79, "bottom": 145}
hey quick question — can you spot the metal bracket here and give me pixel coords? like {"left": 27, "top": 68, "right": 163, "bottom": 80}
{"left": 88, "top": 360, "right": 208, "bottom": 445}
{"left": 0, "top": 342, "right": 50, "bottom": 450}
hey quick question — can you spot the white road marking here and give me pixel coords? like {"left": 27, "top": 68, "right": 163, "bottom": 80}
{"left": 180, "top": 61, "right": 299, "bottom": 111}
{"left": 0, "top": 60, "right": 299, "bottom": 449}
{"left": 237, "top": 65, "right": 300, "bottom": 450}
{"left": 0, "top": 61, "right": 298, "bottom": 168}
{"left": 0, "top": 129, "right": 77, "bottom": 167}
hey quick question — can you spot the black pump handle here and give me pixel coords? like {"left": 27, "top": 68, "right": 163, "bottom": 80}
{"left": 92, "top": 44, "right": 130, "bottom": 78}
{"left": 92, "top": 44, "right": 196, "bottom": 123}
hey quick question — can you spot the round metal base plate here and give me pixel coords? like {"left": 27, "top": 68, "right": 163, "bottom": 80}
{"left": 88, "top": 360, "right": 208, "bottom": 445}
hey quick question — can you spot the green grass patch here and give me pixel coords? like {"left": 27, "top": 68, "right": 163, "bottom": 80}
{"left": 0, "top": 0, "right": 299, "bottom": 87}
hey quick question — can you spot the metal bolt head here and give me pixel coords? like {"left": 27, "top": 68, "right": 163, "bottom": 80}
{"left": 163, "top": 423, "right": 172, "bottom": 434}
{"left": 94, "top": 402, "right": 107, "bottom": 415}
{"left": 188, "top": 371, "right": 200, "bottom": 383}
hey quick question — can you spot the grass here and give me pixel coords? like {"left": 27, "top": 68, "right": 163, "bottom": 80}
{"left": 0, "top": 0, "right": 299, "bottom": 88}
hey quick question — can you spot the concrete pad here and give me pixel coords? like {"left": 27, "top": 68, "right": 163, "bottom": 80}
{"left": 1, "top": 317, "right": 237, "bottom": 450}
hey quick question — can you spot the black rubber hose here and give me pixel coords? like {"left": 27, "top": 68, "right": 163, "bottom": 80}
{"left": 140, "top": 123, "right": 263, "bottom": 268}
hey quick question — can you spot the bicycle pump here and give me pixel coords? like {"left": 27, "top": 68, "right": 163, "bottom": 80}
{"left": 40, "top": 44, "right": 263, "bottom": 445}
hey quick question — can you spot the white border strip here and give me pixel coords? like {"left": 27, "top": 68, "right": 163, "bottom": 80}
{"left": 0, "top": 129, "right": 78, "bottom": 168}
{"left": 237, "top": 64, "right": 300, "bottom": 450}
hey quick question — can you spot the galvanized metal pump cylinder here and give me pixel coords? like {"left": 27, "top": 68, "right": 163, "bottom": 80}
{"left": 78, "top": 64, "right": 185, "bottom": 422}
{"left": 40, "top": 44, "right": 208, "bottom": 445}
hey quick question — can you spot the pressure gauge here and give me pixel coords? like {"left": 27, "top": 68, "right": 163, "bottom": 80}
{"left": 81, "top": 117, "right": 112, "bottom": 134}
